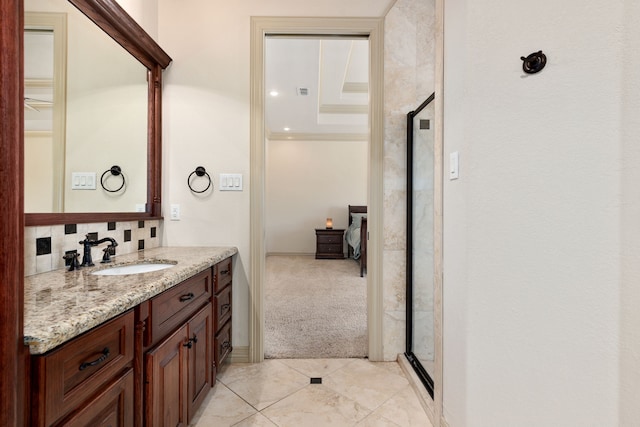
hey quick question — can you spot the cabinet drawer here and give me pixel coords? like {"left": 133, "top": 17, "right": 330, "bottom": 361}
{"left": 58, "top": 368, "right": 134, "bottom": 427}
{"left": 32, "top": 310, "right": 134, "bottom": 427}
{"left": 213, "top": 257, "right": 232, "bottom": 293}
{"left": 214, "top": 320, "right": 232, "bottom": 367}
{"left": 213, "top": 285, "right": 232, "bottom": 331}
{"left": 317, "top": 243, "right": 343, "bottom": 253}
{"left": 149, "top": 268, "right": 211, "bottom": 344}
{"left": 317, "top": 234, "right": 343, "bottom": 244}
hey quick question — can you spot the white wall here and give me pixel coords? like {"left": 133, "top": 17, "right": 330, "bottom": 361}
{"left": 157, "top": 0, "right": 393, "bottom": 349}
{"left": 443, "top": 0, "right": 634, "bottom": 425}
{"left": 265, "top": 139, "right": 367, "bottom": 254}
{"left": 24, "top": 133, "right": 54, "bottom": 212}
{"left": 118, "top": 0, "right": 159, "bottom": 41}
{"left": 620, "top": 1, "right": 640, "bottom": 424}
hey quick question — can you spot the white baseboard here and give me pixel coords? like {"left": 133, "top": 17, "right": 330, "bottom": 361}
{"left": 230, "top": 346, "right": 250, "bottom": 363}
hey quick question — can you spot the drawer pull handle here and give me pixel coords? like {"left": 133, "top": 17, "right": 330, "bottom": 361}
{"left": 183, "top": 340, "right": 192, "bottom": 349}
{"left": 79, "top": 348, "right": 110, "bottom": 371}
{"left": 220, "top": 269, "right": 229, "bottom": 275}
{"left": 221, "top": 303, "right": 230, "bottom": 311}
{"left": 191, "top": 334, "right": 198, "bottom": 344}
{"left": 221, "top": 341, "right": 231, "bottom": 350}
{"left": 179, "top": 292, "right": 195, "bottom": 302}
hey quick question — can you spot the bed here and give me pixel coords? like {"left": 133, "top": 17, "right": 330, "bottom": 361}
{"left": 346, "top": 205, "right": 367, "bottom": 277}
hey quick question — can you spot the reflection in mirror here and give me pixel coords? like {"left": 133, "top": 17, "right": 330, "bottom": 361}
{"left": 406, "top": 93, "right": 436, "bottom": 398}
{"left": 24, "top": 0, "right": 148, "bottom": 213}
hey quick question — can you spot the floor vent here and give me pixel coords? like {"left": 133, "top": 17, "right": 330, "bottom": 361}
{"left": 310, "top": 377, "right": 322, "bottom": 384}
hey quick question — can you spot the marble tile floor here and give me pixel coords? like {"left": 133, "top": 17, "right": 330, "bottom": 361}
{"left": 191, "top": 358, "right": 432, "bottom": 427}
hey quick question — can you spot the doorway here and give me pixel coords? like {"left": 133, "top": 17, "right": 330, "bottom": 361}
{"left": 264, "top": 35, "right": 370, "bottom": 358}
{"left": 249, "top": 17, "right": 385, "bottom": 362}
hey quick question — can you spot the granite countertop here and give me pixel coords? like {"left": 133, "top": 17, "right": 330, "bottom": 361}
{"left": 24, "top": 246, "right": 238, "bottom": 355}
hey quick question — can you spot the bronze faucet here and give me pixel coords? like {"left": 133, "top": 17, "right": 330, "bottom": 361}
{"left": 79, "top": 235, "right": 119, "bottom": 267}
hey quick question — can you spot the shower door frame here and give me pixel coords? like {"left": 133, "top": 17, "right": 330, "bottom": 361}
{"left": 406, "top": 92, "right": 436, "bottom": 399}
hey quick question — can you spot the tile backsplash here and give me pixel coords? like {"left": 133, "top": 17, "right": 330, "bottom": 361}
{"left": 25, "top": 220, "right": 162, "bottom": 276}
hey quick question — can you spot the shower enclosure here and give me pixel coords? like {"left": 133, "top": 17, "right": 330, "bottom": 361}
{"left": 406, "top": 93, "right": 436, "bottom": 398}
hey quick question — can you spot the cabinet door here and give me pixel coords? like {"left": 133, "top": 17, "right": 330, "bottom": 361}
{"left": 58, "top": 368, "right": 134, "bottom": 427}
{"left": 31, "top": 311, "right": 134, "bottom": 427}
{"left": 145, "top": 325, "right": 188, "bottom": 427}
{"left": 187, "top": 303, "right": 212, "bottom": 423}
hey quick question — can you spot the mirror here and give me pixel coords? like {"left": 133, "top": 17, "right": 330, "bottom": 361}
{"left": 24, "top": 0, "right": 171, "bottom": 226}
{"left": 406, "top": 93, "right": 436, "bottom": 398}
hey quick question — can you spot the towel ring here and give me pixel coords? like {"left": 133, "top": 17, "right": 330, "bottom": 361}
{"left": 100, "top": 165, "right": 125, "bottom": 193}
{"left": 188, "top": 166, "right": 212, "bottom": 193}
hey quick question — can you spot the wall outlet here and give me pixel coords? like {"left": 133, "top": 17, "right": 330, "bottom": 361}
{"left": 170, "top": 204, "right": 180, "bottom": 220}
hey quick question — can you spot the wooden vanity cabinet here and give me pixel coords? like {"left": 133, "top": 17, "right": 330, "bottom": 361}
{"left": 143, "top": 269, "right": 212, "bottom": 426}
{"left": 29, "top": 310, "right": 135, "bottom": 427}
{"left": 28, "top": 258, "right": 233, "bottom": 427}
{"left": 212, "top": 257, "right": 233, "bottom": 383}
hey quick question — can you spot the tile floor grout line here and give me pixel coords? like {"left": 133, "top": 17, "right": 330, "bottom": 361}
{"left": 224, "top": 375, "right": 310, "bottom": 414}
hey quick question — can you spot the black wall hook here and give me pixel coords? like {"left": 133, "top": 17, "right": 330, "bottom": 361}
{"left": 100, "top": 165, "right": 125, "bottom": 192}
{"left": 188, "top": 166, "right": 212, "bottom": 193}
{"left": 521, "top": 51, "right": 546, "bottom": 74}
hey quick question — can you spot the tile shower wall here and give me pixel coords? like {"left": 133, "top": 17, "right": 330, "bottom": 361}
{"left": 383, "top": 0, "right": 436, "bottom": 360}
{"left": 24, "top": 220, "right": 163, "bottom": 276}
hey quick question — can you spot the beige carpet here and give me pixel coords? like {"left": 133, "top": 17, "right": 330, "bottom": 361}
{"left": 264, "top": 255, "right": 367, "bottom": 359}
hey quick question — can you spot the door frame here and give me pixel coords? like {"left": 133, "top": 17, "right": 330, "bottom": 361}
{"left": 249, "top": 16, "right": 385, "bottom": 362}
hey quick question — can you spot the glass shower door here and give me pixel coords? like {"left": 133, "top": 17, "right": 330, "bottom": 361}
{"left": 406, "top": 93, "right": 435, "bottom": 397}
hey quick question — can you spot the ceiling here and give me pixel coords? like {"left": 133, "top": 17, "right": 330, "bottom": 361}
{"left": 265, "top": 37, "right": 369, "bottom": 141}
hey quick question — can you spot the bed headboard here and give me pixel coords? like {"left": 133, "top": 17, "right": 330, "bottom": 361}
{"left": 348, "top": 205, "right": 367, "bottom": 225}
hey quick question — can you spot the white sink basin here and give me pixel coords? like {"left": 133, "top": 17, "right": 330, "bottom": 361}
{"left": 92, "top": 263, "right": 175, "bottom": 276}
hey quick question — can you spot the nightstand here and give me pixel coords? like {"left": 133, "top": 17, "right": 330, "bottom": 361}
{"left": 315, "top": 228, "right": 345, "bottom": 259}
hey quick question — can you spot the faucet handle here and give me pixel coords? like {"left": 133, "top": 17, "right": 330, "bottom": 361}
{"left": 101, "top": 245, "right": 116, "bottom": 263}
{"left": 63, "top": 252, "right": 81, "bottom": 271}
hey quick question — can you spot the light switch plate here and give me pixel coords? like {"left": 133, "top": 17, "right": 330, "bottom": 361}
{"left": 71, "top": 172, "right": 97, "bottom": 190}
{"left": 449, "top": 152, "right": 459, "bottom": 180}
{"left": 219, "top": 173, "right": 243, "bottom": 191}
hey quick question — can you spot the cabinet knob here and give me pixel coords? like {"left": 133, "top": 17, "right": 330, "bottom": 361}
{"left": 183, "top": 336, "right": 198, "bottom": 349}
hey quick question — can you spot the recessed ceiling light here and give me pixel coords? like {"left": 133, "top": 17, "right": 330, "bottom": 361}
{"left": 283, "top": 127, "right": 290, "bottom": 131}
{"left": 270, "top": 90, "right": 279, "bottom": 97}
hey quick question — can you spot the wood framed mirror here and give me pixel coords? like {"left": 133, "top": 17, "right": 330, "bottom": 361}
{"left": 25, "top": 0, "right": 171, "bottom": 226}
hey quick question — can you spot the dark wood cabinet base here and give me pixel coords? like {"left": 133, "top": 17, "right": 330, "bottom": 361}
{"left": 315, "top": 228, "right": 346, "bottom": 259}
